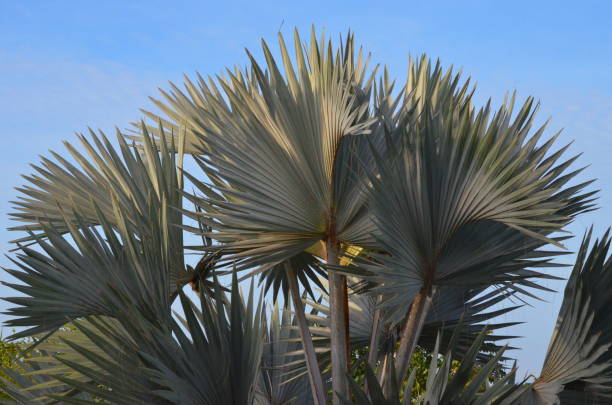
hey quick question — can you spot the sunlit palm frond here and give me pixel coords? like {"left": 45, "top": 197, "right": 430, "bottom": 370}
{"left": 10, "top": 125, "right": 182, "bottom": 242}
{"left": 167, "top": 28, "right": 379, "bottom": 269}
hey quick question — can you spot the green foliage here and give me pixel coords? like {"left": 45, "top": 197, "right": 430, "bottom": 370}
{"left": 0, "top": 337, "right": 22, "bottom": 400}
{"left": 343, "top": 329, "right": 519, "bottom": 405}
{"left": 351, "top": 344, "right": 508, "bottom": 402}
{"left": 0, "top": 338, "right": 20, "bottom": 369}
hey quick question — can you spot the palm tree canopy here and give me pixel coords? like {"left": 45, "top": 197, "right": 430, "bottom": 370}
{"left": 2, "top": 27, "right": 611, "bottom": 405}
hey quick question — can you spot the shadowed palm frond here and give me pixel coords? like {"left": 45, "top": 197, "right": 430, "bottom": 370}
{"left": 3, "top": 203, "right": 174, "bottom": 340}
{"left": 507, "top": 229, "right": 612, "bottom": 404}
{"left": 1, "top": 315, "right": 163, "bottom": 405}
{"left": 0, "top": 354, "right": 96, "bottom": 404}
{"left": 364, "top": 55, "right": 595, "bottom": 320}
{"left": 140, "top": 272, "right": 265, "bottom": 405}
{"left": 3, "top": 272, "right": 266, "bottom": 405}
{"left": 258, "top": 252, "right": 327, "bottom": 305}
{"left": 255, "top": 305, "right": 313, "bottom": 405}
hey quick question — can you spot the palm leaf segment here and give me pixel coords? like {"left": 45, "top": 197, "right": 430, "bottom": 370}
{"left": 365, "top": 56, "right": 596, "bottom": 319}
{"left": 507, "top": 229, "right": 612, "bottom": 404}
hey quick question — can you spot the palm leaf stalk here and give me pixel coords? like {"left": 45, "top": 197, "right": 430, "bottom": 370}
{"left": 256, "top": 252, "right": 327, "bottom": 402}
{"left": 364, "top": 56, "right": 595, "bottom": 385}
{"left": 295, "top": 280, "right": 519, "bottom": 381}
{"left": 287, "top": 261, "right": 327, "bottom": 405}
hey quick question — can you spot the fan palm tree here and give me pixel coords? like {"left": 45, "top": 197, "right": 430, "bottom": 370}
{"left": 361, "top": 57, "right": 594, "bottom": 383}
{"left": 135, "top": 29, "right": 382, "bottom": 404}
{"left": 2, "top": 27, "right": 612, "bottom": 405}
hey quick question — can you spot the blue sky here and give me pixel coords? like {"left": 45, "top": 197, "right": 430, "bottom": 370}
{"left": 1, "top": 0, "right": 611, "bottom": 376}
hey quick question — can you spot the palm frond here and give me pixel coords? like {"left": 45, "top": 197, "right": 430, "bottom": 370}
{"left": 1, "top": 316, "right": 159, "bottom": 405}
{"left": 8, "top": 125, "right": 188, "bottom": 290}
{"left": 365, "top": 56, "right": 595, "bottom": 319}
{"left": 258, "top": 252, "right": 327, "bottom": 305}
{"left": 4, "top": 271, "right": 266, "bottom": 405}
{"left": 3, "top": 203, "right": 173, "bottom": 340}
{"left": 256, "top": 304, "right": 313, "bottom": 405}
{"left": 507, "top": 229, "right": 612, "bottom": 404}
{"left": 160, "top": 28, "right": 379, "bottom": 269}
{"left": 140, "top": 272, "right": 265, "bottom": 405}
{"left": 0, "top": 354, "right": 95, "bottom": 404}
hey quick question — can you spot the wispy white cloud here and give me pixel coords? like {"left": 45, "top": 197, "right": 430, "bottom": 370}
{"left": 0, "top": 50, "right": 165, "bottom": 137}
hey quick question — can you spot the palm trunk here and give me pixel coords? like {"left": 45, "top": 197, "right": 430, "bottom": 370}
{"left": 287, "top": 268, "right": 327, "bottom": 405}
{"left": 365, "top": 297, "right": 382, "bottom": 395}
{"left": 393, "top": 285, "right": 435, "bottom": 384}
{"left": 367, "top": 297, "right": 382, "bottom": 370}
{"left": 328, "top": 238, "right": 350, "bottom": 405}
